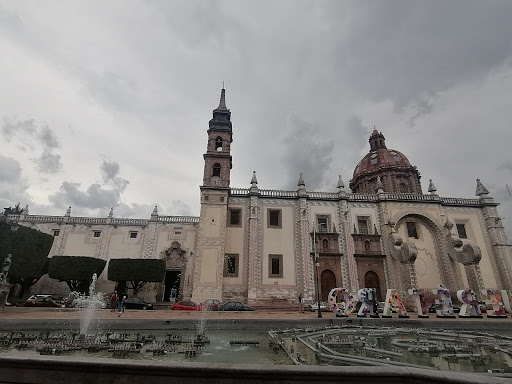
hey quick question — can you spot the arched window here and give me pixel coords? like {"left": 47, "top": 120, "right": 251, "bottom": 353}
{"left": 212, "top": 163, "right": 221, "bottom": 177}
{"left": 215, "top": 137, "right": 222, "bottom": 150}
{"left": 399, "top": 183, "right": 408, "bottom": 193}
{"left": 322, "top": 239, "right": 329, "bottom": 250}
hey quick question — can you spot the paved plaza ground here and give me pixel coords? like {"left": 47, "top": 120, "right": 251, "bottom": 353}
{"left": 2, "top": 306, "right": 512, "bottom": 323}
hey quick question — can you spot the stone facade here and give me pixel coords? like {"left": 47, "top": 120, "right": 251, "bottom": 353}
{"left": 5, "top": 90, "right": 512, "bottom": 306}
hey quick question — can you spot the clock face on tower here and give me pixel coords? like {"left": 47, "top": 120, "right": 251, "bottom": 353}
{"left": 211, "top": 176, "right": 221, "bottom": 186}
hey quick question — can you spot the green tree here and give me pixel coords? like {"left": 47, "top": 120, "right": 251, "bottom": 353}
{"left": 0, "top": 220, "right": 53, "bottom": 298}
{"left": 108, "top": 259, "right": 165, "bottom": 295}
{"left": 48, "top": 256, "right": 106, "bottom": 294}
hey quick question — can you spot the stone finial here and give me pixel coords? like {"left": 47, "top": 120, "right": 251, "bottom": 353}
{"left": 297, "top": 173, "right": 305, "bottom": 187}
{"left": 475, "top": 178, "right": 490, "bottom": 196}
{"left": 108, "top": 207, "right": 114, "bottom": 218}
{"left": 251, "top": 171, "right": 258, "bottom": 185}
{"left": 151, "top": 205, "right": 158, "bottom": 219}
{"left": 375, "top": 176, "right": 384, "bottom": 193}
{"left": 65, "top": 206, "right": 71, "bottom": 217}
{"left": 428, "top": 179, "right": 437, "bottom": 194}
{"left": 250, "top": 171, "right": 259, "bottom": 194}
{"left": 23, "top": 205, "right": 29, "bottom": 215}
{"left": 336, "top": 175, "right": 345, "bottom": 190}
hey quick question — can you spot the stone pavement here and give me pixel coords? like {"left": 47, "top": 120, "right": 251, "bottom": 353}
{"left": 2, "top": 306, "right": 512, "bottom": 323}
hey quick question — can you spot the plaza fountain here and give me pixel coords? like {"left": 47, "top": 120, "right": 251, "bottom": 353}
{"left": 69, "top": 273, "right": 106, "bottom": 334}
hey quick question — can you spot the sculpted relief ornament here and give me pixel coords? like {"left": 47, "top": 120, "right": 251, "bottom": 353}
{"left": 387, "top": 221, "right": 417, "bottom": 264}
{"left": 443, "top": 219, "right": 482, "bottom": 265}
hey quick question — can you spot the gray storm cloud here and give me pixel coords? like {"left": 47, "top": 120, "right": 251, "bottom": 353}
{"left": 281, "top": 114, "right": 334, "bottom": 190}
{"left": 1, "top": 118, "right": 62, "bottom": 173}
{"left": 49, "top": 159, "right": 130, "bottom": 211}
{"left": 0, "top": 154, "right": 30, "bottom": 206}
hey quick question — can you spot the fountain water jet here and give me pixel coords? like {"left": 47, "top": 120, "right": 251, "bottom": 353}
{"left": 72, "top": 273, "right": 106, "bottom": 335}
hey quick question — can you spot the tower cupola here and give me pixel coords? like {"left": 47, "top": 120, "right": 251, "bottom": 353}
{"left": 208, "top": 88, "right": 232, "bottom": 134}
{"left": 369, "top": 128, "right": 386, "bottom": 151}
{"left": 202, "top": 88, "right": 234, "bottom": 189}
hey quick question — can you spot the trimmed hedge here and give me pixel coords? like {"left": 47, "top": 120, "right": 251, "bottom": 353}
{"left": 108, "top": 258, "right": 165, "bottom": 294}
{"left": 48, "top": 256, "right": 106, "bottom": 293}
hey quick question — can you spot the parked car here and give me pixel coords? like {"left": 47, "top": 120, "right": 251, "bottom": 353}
{"left": 171, "top": 301, "right": 203, "bottom": 311}
{"left": 123, "top": 298, "right": 153, "bottom": 310}
{"left": 219, "top": 301, "right": 255, "bottom": 311}
{"left": 24, "top": 295, "right": 65, "bottom": 308}
{"left": 309, "top": 302, "right": 328, "bottom": 312}
{"left": 202, "top": 299, "right": 221, "bottom": 311}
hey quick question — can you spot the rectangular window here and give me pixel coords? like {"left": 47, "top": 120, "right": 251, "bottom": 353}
{"left": 93, "top": 231, "right": 101, "bottom": 238}
{"left": 456, "top": 223, "right": 468, "bottom": 239}
{"left": 357, "top": 217, "right": 369, "bottom": 235}
{"left": 268, "top": 209, "right": 282, "bottom": 228}
{"left": 406, "top": 222, "right": 418, "bottom": 239}
{"left": 268, "top": 254, "right": 283, "bottom": 278}
{"left": 317, "top": 217, "right": 328, "bottom": 233}
{"left": 53, "top": 230, "right": 60, "bottom": 237}
{"left": 129, "top": 231, "right": 138, "bottom": 239}
{"left": 224, "top": 254, "right": 239, "bottom": 277}
{"left": 228, "top": 208, "right": 241, "bottom": 227}
{"left": 174, "top": 227, "right": 182, "bottom": 235}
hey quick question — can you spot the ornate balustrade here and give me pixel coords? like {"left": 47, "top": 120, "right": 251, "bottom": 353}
{"left": 230, "top": 188, "right": 250, "bottom": 195}
{"left": 111, "top": 218, "right": 149, "bottom": 226}
{"left": 158, "top": 216, "right": 200, "bottom": 223}
{"left": 440, "top": 197, "right": 482, "bottom": 206}
{"left": 69, "top": 217, "right": 107, "bottom": 225}
{"left": 308, "top": 191, "right": 338, "bottom": 199}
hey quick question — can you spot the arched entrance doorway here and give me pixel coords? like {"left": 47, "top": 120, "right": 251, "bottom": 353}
{"left": 364, "top": 271, "right": 382, "bottom": 301}
{"left": 320, "top": 269, "right": 337, "bottom": 301}
{"left": 159, "top": 241, "right": 187, "bottom": 302}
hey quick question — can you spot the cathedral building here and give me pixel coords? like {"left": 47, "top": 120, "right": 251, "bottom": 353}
{"left": 7, "top": 89, "right": 512, "bottom": 305}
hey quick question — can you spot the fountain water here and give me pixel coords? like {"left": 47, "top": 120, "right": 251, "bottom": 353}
{"left": 71, "top": 273, "right": 106, "bottom": 335}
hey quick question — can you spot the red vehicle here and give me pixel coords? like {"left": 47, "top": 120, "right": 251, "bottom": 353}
{"left": 171, "top": 301, "right": 203, "bottom": 311}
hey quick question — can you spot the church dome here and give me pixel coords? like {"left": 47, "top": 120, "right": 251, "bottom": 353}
{"left": 352, "top": 148, "right": 413, "bottom": 179}
{"left": 349, "top": 129, "right": 422, "bottom": 194}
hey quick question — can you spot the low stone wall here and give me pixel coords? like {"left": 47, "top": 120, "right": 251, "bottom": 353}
{"left": 0, "top": 355, "right": 509, "bottom": 384}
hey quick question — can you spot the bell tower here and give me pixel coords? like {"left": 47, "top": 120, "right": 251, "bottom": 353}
{"left": 193, "top": 88, "right": 233, "bottom": 303}
{"left": 202, "top": 88, "right": 233, "bottom": 189}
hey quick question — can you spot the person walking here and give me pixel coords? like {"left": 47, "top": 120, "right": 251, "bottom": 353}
{"left": 117, "top": 293, "right": 126, "bottom": 316}
{"left": 298, "top": 294, "right": 304, "bottom": 313}
{"left": 110, "top": 291, "right": 118, "bottom": 312}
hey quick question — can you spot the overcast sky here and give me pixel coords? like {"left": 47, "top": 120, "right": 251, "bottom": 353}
{"left": 1, "top": 1, "right": 511, "bottom": 239}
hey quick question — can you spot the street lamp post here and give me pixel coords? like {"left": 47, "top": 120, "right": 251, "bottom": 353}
{"left": 313, "top": 226, "right": 322, "bottom": 319}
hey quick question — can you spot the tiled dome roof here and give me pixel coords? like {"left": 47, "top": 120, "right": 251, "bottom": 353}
{"left": 353, "top": 148, "right": 413, "bottom": 179}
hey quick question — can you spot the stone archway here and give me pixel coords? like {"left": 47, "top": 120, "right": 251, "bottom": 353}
{"left": 392, "top": 212, "right": 459, "bottom": 291}
{"left": 320, "top": 269, "right": 336, "bottom": 301}
{"left": 364, "top": 270, "right": 382, "bottom": 301}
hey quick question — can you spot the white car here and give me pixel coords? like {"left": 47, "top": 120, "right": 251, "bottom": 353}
{"left": 310, "top": 302, "right": 330, "bottom": 312}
